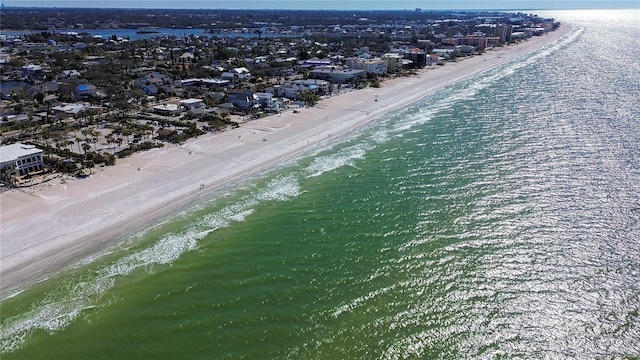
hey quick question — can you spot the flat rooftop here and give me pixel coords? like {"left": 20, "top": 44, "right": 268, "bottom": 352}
{"left": 0, "top": 143, "right": 43, "bottom": 163}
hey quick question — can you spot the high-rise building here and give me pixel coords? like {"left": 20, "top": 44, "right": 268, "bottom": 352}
{"left": 496, "top": 25, "right": 513, "bottom": 43}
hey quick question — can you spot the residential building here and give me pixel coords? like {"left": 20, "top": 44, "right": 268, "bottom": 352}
{"left": 179, "top": 52, "right": 195, "bottom": 62}
{"left": 179, "top": 78, "right": 203, "bottom": 87}
{"left": 145, "top": 72, "right": 173, "bottom": 86}
{"left": 140, "top": 84, "right": 158, "bottom": 95}
{"left": 155, "top": 128, "right": 177, "bottom": 140}
{"left": 75, "top": 84, "right": 97, "bottom": 100}
{"left": 228, "top": 91, "right": 257, "bottom": 110}
{"left": 21, "top": 63, "right": 43, "bottom": 78}
{"left": 267, "top": 79, "right": 330, "bottom": 100}
{"left": 294, "top": 79, "right": 331, "bottom": 94}
{"left": 432, "top": 48, "right": 458, "bottom": 59}
{"left": 346, "top": 58, "right": 388, "bottom": 75}
{"left": 0, "top": 53, "right": 10, "bottom": 64}
{"left": 152, "top": 103, "right": 181, "bottom": 116}
{"left": 303, "top": 60, "right": 332, "bottom": 67}
{"left": 403, "top": 48, "right": 427, "bottom": 68}
{"left": 51, "top": 102, "right": 93, "bottom": 118}
{"left": 0, "top": 143, "right": 45, "bottom": 180}
{"left": 464, "top": 35, "right": 501, "bottom": 49}
{"left": 496, "top": 24, "right": 513, "bottom": 43}
{"left": 179, "top": 98, "right": 205, "bottom": 111}
{"left": 382, "top": 53, "right": 404, "bottom": 72}
{"left": 202, "top": 79, "right": 231, "bottom": 88}
{"left": 308, "top": 68, "right": 366, "bottom": 84}
{"left": 443, "top": 35, "right": 501, "bottom": 50}
{"left": 254, "top": 92, "right": 278, "bottom": 109}
{"left": 61, "top": 69, "right": 81, "bottom": 78}
{"left": 221, "top": 67, "right": 252, "bottom": 82}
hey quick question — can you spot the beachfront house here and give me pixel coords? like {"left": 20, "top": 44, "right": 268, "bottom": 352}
{"left": 268, "top": 79, "right": 330, "bottom": 100}
{"left": 346, "top": 58, "right": 389, "bottom": 75}
{"left": 295, "top": 79, "right": 331, "bottom": 95}
{"left": 432, "top": 48, "right": 457, "bottom": 59}
{"left": 403, "top": 48, "right": 428, "bottom": 68}
{"left": 382, "top": 53, "right": 405, "bottom": 72}
{"left": 254, "top": 92, "right": 278, "bottom": 109}
{"left": 308, "top": 68, "right": 366, "bottom": 84}
{"left": 0, "top": 143, "right": 45, "bottom": 183}
{"left": 156, "top": 128, "right": 177, "bottom": 140}
{"left": 228, "top": 91, "right": 257, "bottom": 111}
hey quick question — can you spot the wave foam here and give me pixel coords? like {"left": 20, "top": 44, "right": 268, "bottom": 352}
{"left": 0, "top": 174, "right": 301, "bottom": 353}
{"left": 305, "top": 144, "right": 373, "bottom": 177}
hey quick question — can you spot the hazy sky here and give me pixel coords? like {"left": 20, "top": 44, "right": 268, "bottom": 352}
{"left": 1, "top": 0, "right": 638, "bottom": 10}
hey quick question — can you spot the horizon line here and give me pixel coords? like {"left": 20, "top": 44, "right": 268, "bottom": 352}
{"left": 1, "top": 6, "right": 637, "bottom": 11}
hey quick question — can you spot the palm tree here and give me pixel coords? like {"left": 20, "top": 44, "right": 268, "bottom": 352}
{"left": 105, "top": 133, "right": 116, "bottom": 150}
{"left": 0, "top": 166, "right": 17, "bottom": 187}
{"left": 81, "top": 142, "right": 91, "bottom": 155}
{"left": 121, "top": 128, "right": 132, "bottom": 145}
{"left": 81, "top": 142, "right": 93, "bottom": 175}
{"left": 41, "top": 128, "right": 52, "bottom": 148}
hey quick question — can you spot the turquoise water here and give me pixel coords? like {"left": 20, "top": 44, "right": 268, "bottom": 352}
{"left": 2, "top": 10, "right": 639, "bottom": 359}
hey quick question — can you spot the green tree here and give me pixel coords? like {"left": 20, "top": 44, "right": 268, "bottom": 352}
{"left": 81, "top": 142, "right": 91, "bottom": 154}
{"left": 299, "top": 90, "right": 319, "bottom": 107}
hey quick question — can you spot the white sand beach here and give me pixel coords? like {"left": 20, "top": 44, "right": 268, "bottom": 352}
{"left": 0, "top": 24, "right": 571, "bottom": 296}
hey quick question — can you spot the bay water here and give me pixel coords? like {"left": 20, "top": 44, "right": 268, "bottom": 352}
{"left": 1, "top": 10, "right": 639, "bottom": 359}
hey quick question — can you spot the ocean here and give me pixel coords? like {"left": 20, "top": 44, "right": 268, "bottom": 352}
{"left": 1, "top": 9, "right": 639, "bottom": 359}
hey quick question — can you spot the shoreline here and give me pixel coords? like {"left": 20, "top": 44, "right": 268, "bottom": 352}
{"left": 0, "top": 24, "right": 571, "bottom": 298}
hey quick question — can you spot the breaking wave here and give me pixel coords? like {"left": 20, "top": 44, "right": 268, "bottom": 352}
{"left": 0, "top": 175, "right": 300, "bottom": 353}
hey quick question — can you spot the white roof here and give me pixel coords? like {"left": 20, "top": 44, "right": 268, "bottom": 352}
{"left": 51, "top": 103, "right": 91, "bottom": 114}
{"left": 179, "top": 98, "right": 204, "bottom": 104}
{"left": 232, "top": 67, "right": 250, "bottom": 74}
{"left": 202, "top": 78, "right": 230, "bottom": 85}
{"left": 0, "top": 143, "right": 43, "bottom": 164}
{"left": 153, "top": 104, "right": 180, "bottom": 111}
{"left": 22, "top": 63, "right": 42, "bottom": 71}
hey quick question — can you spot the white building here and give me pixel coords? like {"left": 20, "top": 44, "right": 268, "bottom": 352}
{"left": 51, "top": 102, "right": 94, "bottom": 117}
{"left": 221, "top": 67, "right": 252, "bottom": 82}
{"left": 308, "top": 68, "right": 366, "bottom": 84}
{"left": 179, "top": 98, "right": 205, "bottom": 111}
{"left": 21, "top": 63, "right": 43, "bottom": 78}
{"left": 254, "top": 92, "right": 278, "bottom": 109}
{"left": 152, "top": 103, "right": 182, "bottom": 116}
{"left": 268, "top": 79, "right": 331, "bottom": 100}
{"left": 0, "top": 143, "right": 45, "bottom": 180}
{"left": 346, "top": 58, "right": 388, "bottom": 75}
{"left": 382, "top": 53, "right": 404, "bottom": 72}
